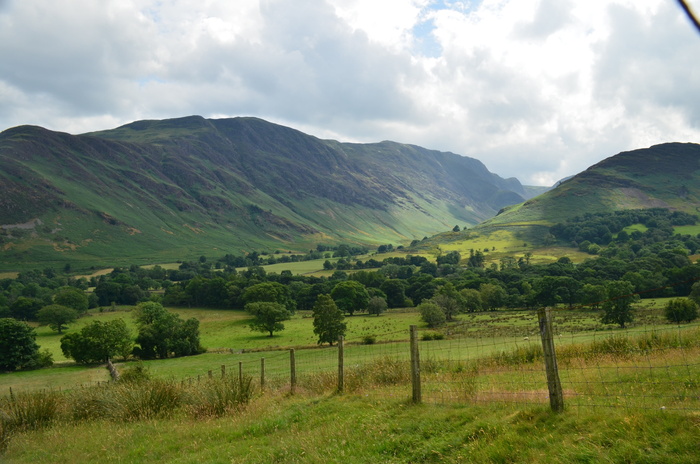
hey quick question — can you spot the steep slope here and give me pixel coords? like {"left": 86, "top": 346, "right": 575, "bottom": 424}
{"left": 487, "top": 142, "right": 700, "bottom": 227}
{"left": 0, "top": 116, "right": 525, "bottom": 269}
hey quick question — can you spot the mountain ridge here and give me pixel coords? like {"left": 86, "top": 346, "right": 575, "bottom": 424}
{"left": 0, "top": 115, "right": 528, "bottom": 269}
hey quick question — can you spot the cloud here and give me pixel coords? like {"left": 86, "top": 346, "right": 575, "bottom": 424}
{"left": 0, "top": 0, "right": 699, "bottom": 185}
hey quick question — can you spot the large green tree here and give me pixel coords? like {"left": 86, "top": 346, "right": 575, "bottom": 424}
{"left": 245, "top": 302, "right": 291, "bottom": 337}
{"left": 0, "top": 318, "right": 41, "bottom": 371}
{"left": 133, "top": 302, "right": 204, "bottom": 359}
{"left": 601, "top": 280, "right": 638, "bottom": 328}
{"left": 242, "top": 282, "right": 296, "bottom": 313}
{"left": 330, "top": 280, "right": 370, "bottom": 316}
{"left": 53, "top": 286, "right": 89, "bottom": 313}
{"left": 312, "top": 294, "right": 346, "bottom": 346}
{"left": 37, "top": 304, "right": 79, "bottom": 333}
{"left": 60, "top": 319, "right": 133, "bottom": 364}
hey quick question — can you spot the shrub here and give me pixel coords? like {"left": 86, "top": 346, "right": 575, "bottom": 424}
{"left": 362, "top": 335, "right": 376, "bottom": 345}
{"left": 664, "top": 298, "right": 699, "bottom": 324}
{"left": 418, "top": 302, "right": 446, "bottom": 328}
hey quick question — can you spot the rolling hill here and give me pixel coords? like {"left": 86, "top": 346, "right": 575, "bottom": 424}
{"left": 489, "top": 142, "right": 700, "bottom": 227}
{"left": 0, "top": 116, "right": 528, "bottom": 270}
{"left": 414, "top": 142, "right": 700, "bottom": 258}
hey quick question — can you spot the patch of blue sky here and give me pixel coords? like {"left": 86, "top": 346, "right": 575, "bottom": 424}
{"left": 137, "top": 76, "right": 165, "bottom": 87}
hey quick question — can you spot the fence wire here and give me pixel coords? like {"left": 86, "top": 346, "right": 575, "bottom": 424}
{"left": 180, "top": 307, "right": 699, "bottom": 413}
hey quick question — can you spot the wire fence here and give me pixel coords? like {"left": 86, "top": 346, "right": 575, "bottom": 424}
{"left": 174, "top": 307, "right": 700, "bottom": 413}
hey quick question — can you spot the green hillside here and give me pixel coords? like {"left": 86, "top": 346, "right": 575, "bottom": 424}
{"left": 0, "top": 116, "right": 527, "bottom": 270}
{"left": 413, "top": 143, "right": 700, "bottom": 261}
{"left": 489, "top": 143, "right": 700, "bottom": 227}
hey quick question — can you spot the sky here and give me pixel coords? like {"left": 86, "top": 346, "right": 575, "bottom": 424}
{"left": 1, "top": 0, "right": 699, "bottom": 186}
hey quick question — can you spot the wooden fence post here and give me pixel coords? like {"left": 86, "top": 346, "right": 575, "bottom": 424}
{"left": 260, "top": 358, "right": 266, "bottom": 393}
{"left": 538, "top": 307, "right": 564, "bottom": 412}
{"left": 338, "top": 335, "right": 344, "bottom": 393}
{"left": 239, "top": 361, "right": 244, "bottom": 391}
{"left": 221, "top": 364, "right": 226, "bottom": 378}
{"left": 410, "top": 325, "right": 421, "bottom": 404}
{"left": 208, "top": 370, "right": 213, "bottom": 379}
{"left": 290, "top": 349, "right": 297, "bottom": 395}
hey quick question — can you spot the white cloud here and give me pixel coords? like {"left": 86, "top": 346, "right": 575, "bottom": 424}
{"left": 1, "top": 0, "right": 699, "bottom": 185}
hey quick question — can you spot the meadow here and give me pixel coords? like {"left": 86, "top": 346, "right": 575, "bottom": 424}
{"left": 2, "top": 300, "right": 700, "bottom": 463}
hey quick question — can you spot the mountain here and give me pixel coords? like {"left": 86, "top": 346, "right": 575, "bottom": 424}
{"left": 485, "top": 142, "right": 700, "bottom": 228}
{"left": 0, "top": 115, "right": 527, "bottom": 269}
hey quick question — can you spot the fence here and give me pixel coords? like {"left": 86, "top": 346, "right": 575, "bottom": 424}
{"left": 174, "top": 306, "right": 700, "bottom": 413}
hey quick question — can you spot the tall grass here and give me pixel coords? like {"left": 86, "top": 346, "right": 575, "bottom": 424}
{"left": 0, "top": 373, "right": 255, "bottom": 452}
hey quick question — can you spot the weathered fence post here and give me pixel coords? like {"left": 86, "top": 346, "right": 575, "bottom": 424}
{"left": 410, "top": 325, "right": 421, "bottom": 404}
{"left": 239, "top": 361, "right": 244, "bottom": 391}
{"left": 260, "top": 358, "right": 266, "bottom": 393}
{"left": 208, "top": 370, "right": 213, "bottom": 379}
{"left": 221, "top": 364, "right": 226, "bottom": 378}
{"left": 290, "top": 349, "right": 297, "bottom": 395}
{"left": 538, "top": 307, "right": 564, "bottom": 412}
{"left": 338, "top": 335, "right": 345, "bottom": 393}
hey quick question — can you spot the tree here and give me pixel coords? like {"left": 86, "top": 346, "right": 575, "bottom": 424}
{"left": 689, "top": 281, "right": 700, "bottom": 305}
{"left": 53, "top": 286, "right": 88, "bottom": 313}
{"left": 367, "top": 296, "right": 388, "bottom": 316}
{"left": 380, "top": 279, "right": 407, "bottom": 308}
{"left": 601, "top": 280, "right": 638, "bottom": 328}
{"left": 418, "top": 301, "right": 446, "bottom": 328}
{"left": 60, "top": 319, "right": 133, "bottom": 364}
{"left": 242, "top": 282, "right": 296, "bottom": 313}
{"left": 245, "top": 302, "right": 291, "bottom": 337}
{"left": 664, "top": 298, "right": 698, "bottom": 323}
{"left": 0, "top": 318, "right": 41, "bottom": 371}
{"left": 37, "top": 304, "right": 79, "bottom": 333}
{"left": 312, "top": 294, "right": 346, "bottom": 346}
{"left": 330, "top": 280, "right": 370, "bottom": 315}
{"left": 452, "top": 225, "right": 461, "bottom": 232}
{"left": 133, "top": 302, "right": 204, "bottom": 359}
{"left": 10, "top": 296, "right": 42, "bottom": 320}
{"left": 459, "top": 288, "right": 482, "bottom": 313}
{"left": 580, "top": 284, "right": 607, "bottom": 309}
{"left": 479, "top": 283, "right": 506, "bottom": 311}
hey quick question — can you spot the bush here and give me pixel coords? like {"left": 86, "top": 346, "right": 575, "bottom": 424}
{"left": 0, "top": 318, "right": 41, "bottom": 371}
{"left": 418, "top": 302, "right": 446, "bottom": 328}
{"left": 362, "top": 335, "right": 376, "bottom": 345}
{"left": 665, "top": 298, "right": 699, "bottom": 324}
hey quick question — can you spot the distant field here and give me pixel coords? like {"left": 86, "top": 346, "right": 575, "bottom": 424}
{"left": 2, "top": 298, "right": 684, "bottom": 395}
{"left": 675, "top": 224, "right": 700, "bottom": 235}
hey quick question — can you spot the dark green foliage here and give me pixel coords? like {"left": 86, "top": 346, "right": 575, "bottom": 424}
{"left": 242, "top": 282, "right": 296, "bottom": 314}
{"left": 689, "top": 282, "right": 700, "bottom": 305}
{"left": 664, "top": 298, "right": 698, "bottom": 323}
{"left": 601, "top": 281, "right": 638, "bottom": 328}
{"left": 330, "top": 280, "right": 369, "bottom": 315}
{"left": 10, "top": 297, "right": 42, "bottom": 321}
{"left": 0, "top": 318, "right": 41, "bottom": 371}
{"left": 60, "top": 319, "right": 132, "bottom": 364}
{"left": 132, "top": 302, "right": 204, "bottom": 359}
{"left": 52, "top": 286, "right": 88, "bottom": 313}
{"left": 312, "top": 294, "right": 346, "bottom": 346}
{"left": 380, "top": 279, "right": 407, "bottom": 308}
{"left": 245, "top": 302, "right": 291, "bottom": 337}
{"left": 37, "top": 304, "right": 79, "bottom": 333}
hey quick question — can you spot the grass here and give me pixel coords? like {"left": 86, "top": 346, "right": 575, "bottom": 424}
{"left": 3, "top": 376, "right": 700, "bottom": 463}
{"left": 2, "top": 303, "right": 700, "bottom": 462}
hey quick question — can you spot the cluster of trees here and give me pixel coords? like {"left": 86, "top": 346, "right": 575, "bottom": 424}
{"left": 59, "top": 302, "right": 203, "bottom": 365}
{"left": 550, "top": 209, "right": 698, "bottom": 252}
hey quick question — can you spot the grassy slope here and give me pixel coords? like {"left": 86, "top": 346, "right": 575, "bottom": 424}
{"left": 1, "top": 117, "right": 526, "bottom": 271}
{"left": 5, "top": 394, "right": 700, "bottom": 464}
